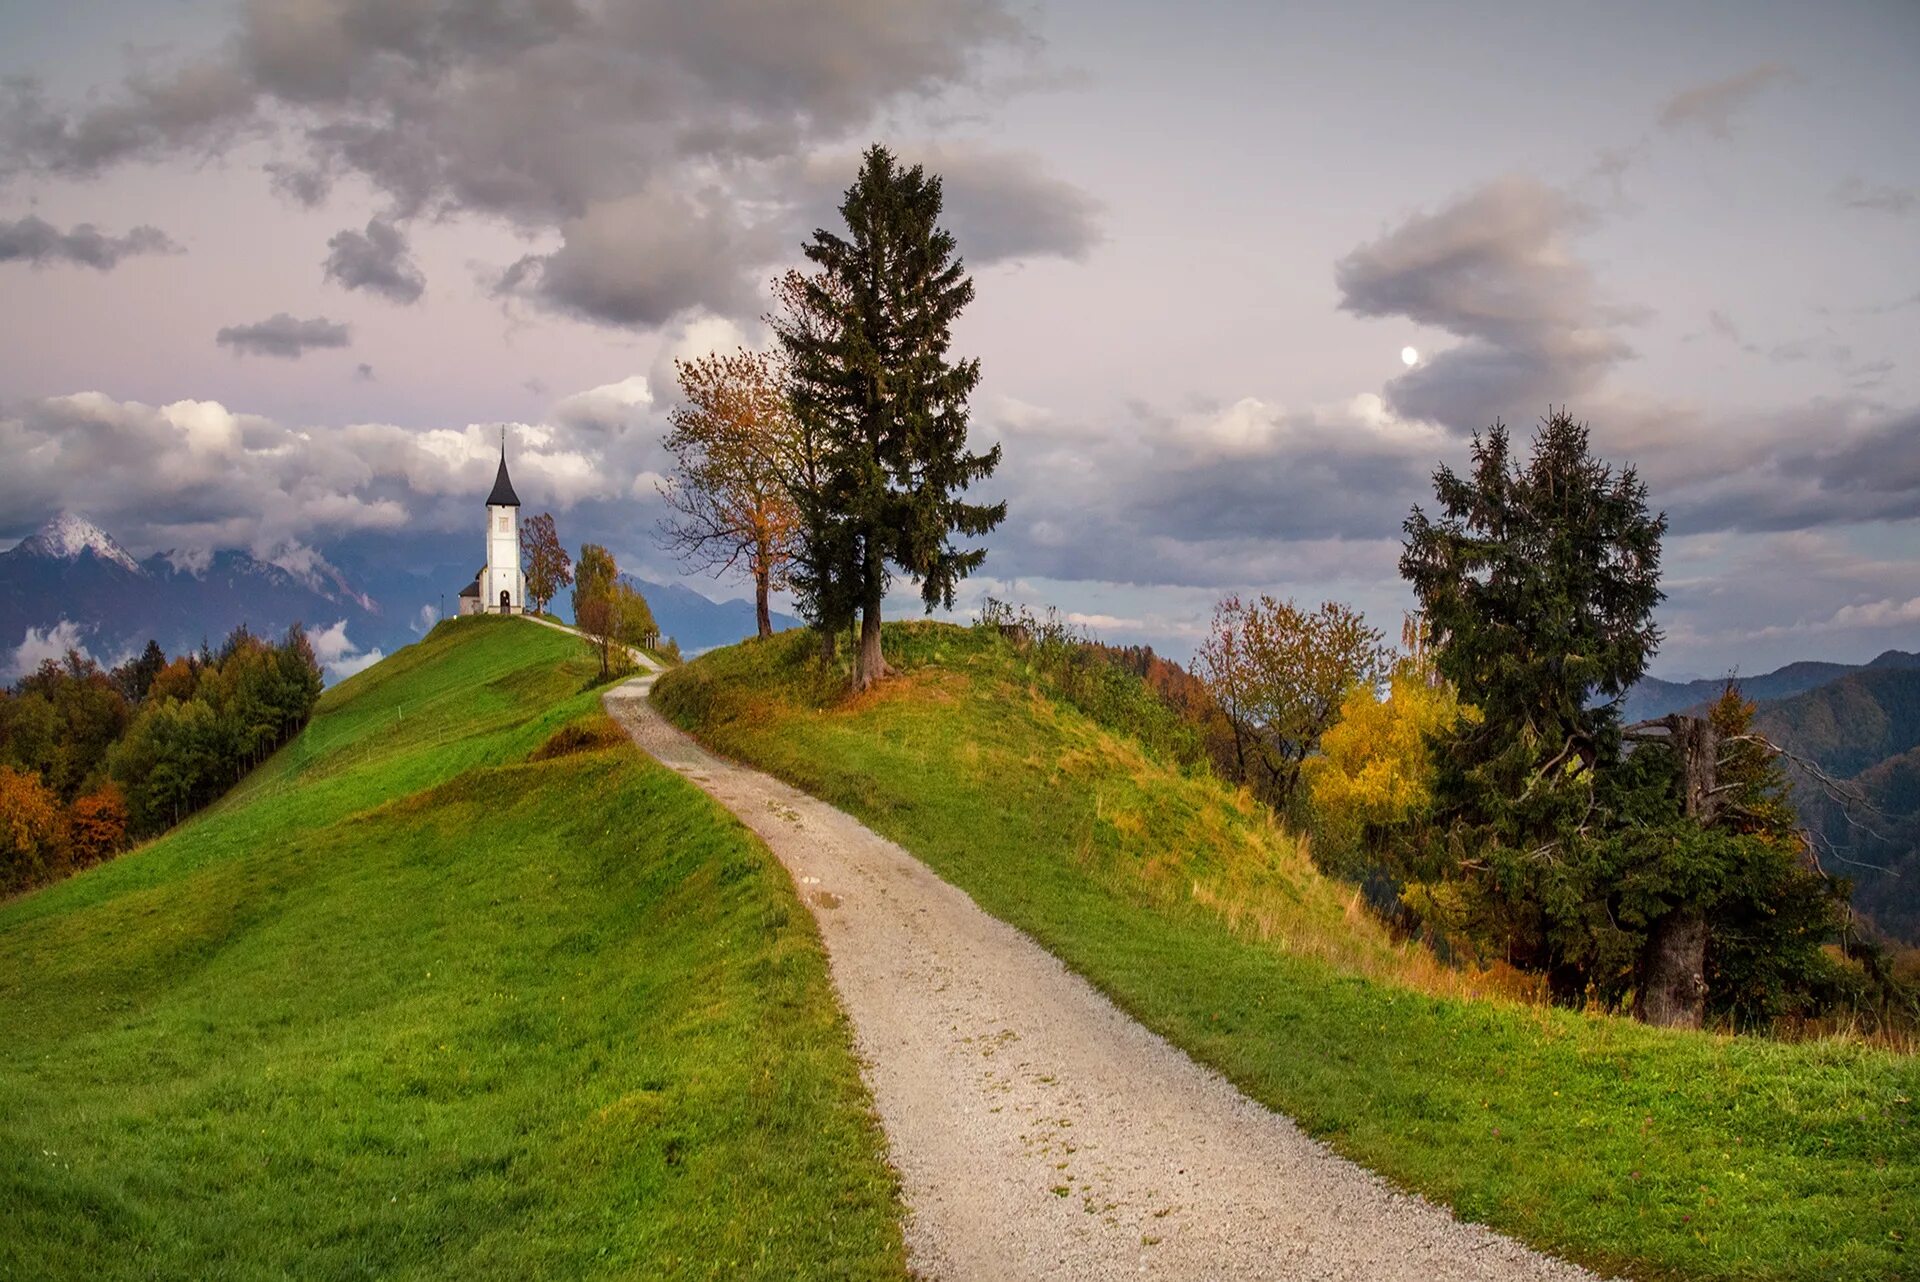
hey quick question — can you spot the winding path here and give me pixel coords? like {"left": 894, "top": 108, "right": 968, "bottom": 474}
{"left": 601, "top": 666, "right": 1601, "bottom": 1281}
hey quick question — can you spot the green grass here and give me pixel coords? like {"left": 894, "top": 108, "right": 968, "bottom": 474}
{"left": 655, "top": 622, "right": 1919, "bottom": 1282}
{"left": 0, "top": 615, "right": 905, "bottom": 1280}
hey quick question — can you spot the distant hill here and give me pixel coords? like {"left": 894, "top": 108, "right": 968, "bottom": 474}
{"left": 1624, "top": 649, "right": 1920, "bottom": 721}
{"left": 1754, "top": 665, "right": 1920, "bottom": 777}
{"left": 1746, "top": 666, "right": 1920, "bottom": 944}
{"left": 0, "top": 513, "right": 385, "bottom": 672}
{"left": 625, "top": 575, "right": 802, "bottom": 653}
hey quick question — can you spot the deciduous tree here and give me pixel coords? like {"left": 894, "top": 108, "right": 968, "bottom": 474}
{"left": 572, "top": 543, "right": 621, "bottom": 678}
{"left": 521, "top": 513, "right": 573, "bottom": 616}
{"left": 0, "top": 764, "right": 65, "bottom": 893}
{"left": 1305, "top": 655, "right": 1471, "bottom": 877}
{"left": 658, "top": 349, "right": 799, "bottom": 639}
{"left": 1195, "top": 595, "right": 1389, "bottom": 811}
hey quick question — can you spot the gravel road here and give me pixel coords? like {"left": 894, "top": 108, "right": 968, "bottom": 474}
{"left": 604, "top": 672, "right": 1602, "bottom": 1281}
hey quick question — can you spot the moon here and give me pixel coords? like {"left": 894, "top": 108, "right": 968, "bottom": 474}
{"left": 1401, "top": 346, "right": 1419, "bottom": 366}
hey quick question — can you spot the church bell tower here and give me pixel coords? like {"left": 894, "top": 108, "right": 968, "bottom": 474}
{"left": 484, "top": 430, "right": 523, "bottom": 614}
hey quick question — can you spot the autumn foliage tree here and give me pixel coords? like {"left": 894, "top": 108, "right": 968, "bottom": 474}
{"left": 520, "top": 512, "right": 573, "bottom": 616}
{"left": 0, "top": 764, "right": 65, "bottom": 893}
{"left": 777, "top": 145, "right": 1005, "bottom": 691}
{"left": 66, "top": 783, "right": 128, "bottom": 869}
{"left": 658, "top": 348, "right": 800, "bottom": 639}
{"left": 572, "top": 543, "right": 622, "bottom": 678}
{"left": 1304, "top": 649, "right": 1471, "bottom": 879}
{"left": 1195, "top": 595, "right": 1389, "bottom": 812}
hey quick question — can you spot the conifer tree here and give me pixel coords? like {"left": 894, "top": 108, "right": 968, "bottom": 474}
{"left": 777, "top": 145, "right": 1005, "bottom": 690}
{"left": 1401, "top": 410, "right": 1667, "bottom": 992}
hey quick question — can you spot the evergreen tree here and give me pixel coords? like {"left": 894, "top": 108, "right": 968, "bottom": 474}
{"left": 1400, "top": 411, "right": 1667, "bottom": 994}
{"left": 778, "top": 145, "right": 1005, "bottom": 690}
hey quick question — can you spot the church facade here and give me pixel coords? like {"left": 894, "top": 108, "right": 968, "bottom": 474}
{"left": 457, "top": 443, "right": 526, "bottom": 616}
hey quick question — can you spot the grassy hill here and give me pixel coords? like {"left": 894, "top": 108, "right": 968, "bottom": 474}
{"left": 0, "top": 615, "right": 904, "bottom": 1280}
{"left": 656, "top": 623, "right": 1918, "bottom": 1282}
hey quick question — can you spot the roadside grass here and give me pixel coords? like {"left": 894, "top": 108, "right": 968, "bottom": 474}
{"left": 0, "top": 615, "right": 905, "bottom": 1280}
{"left": 655, "top": 622, "right": 1918, "bottom": 1282}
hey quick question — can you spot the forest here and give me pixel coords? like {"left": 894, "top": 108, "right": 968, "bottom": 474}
{"left": 0, "top": 625, "right": 323, "bottom": 894}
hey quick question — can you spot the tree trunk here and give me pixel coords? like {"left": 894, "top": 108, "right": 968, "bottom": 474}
{"left": 854, "top": 606, "right": 886, "bottom": 692}
{"left": 754, "top": 569, "right": 772, "bottom": 639}
{"left": 819, "top": 627, "right": 837, "bottom": 664}
{"left": 1634, "top": 908, "right": 1707, "bottom": 1028}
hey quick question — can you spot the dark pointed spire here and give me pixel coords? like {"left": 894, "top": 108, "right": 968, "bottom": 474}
{"left": 486, "top": 430, "right": 521, "bottom": 507}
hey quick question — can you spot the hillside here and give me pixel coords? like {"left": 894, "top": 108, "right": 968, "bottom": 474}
{"left": 655, "top": 623, "right": 1918, "bottom": 1282}
{"left": 0, "top": 616, "right": 903, "bottom": 1278}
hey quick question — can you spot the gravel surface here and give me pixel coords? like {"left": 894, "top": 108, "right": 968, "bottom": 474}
{"left": 605, "top": 673, "right": 1603, "bottom": 1281}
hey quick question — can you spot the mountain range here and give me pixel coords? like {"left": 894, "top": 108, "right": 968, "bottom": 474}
{"left": 623, "top": 576, "right": 802, "bottom": 653}
{"left": 1623, "top": 649, "right": 1920, "bottom": 722}
{"left": 0, "top": 514, "right": 386, "bottom": 674}
{"left": 0, "top": 514, "right": 791, "bottom": 678}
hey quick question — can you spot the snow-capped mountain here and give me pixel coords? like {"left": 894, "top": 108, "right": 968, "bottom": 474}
{"left": 16, "top": 512, "right": 147, "bottom": 576}
{"left": 0, "top": 514, "right": 388, "bottom": 673}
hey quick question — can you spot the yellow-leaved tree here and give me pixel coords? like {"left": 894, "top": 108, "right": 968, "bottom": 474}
{"left": 1304, "top": 627, "right": 1471, "bottom": 878}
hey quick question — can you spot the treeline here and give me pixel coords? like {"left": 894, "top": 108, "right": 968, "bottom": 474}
{"left": 0, "top": 625, "right": 322, "bottom": 895}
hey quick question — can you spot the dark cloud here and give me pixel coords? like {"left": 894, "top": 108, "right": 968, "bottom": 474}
{"left": 215, "top": 313, "right": 352, "bottom": 359}
{"left": 1334, "top": 176, "right": 1634, "bottom": 431}
{"left": 495, "top": 190, "right": 777, "bottom": 328}
{"left": 965, "top": 394, "right": 1446, "bottom": 591}
{"left": 798, "top": 144, "right": 1103, "bottom": 265}
{"left": 1614, "top": 402, "right": 1920, "bottom": 536}
{"left": 0, "top": 214, "right": 179, "bottom": 270}
{"left": 1834, "top": 178, "right": 1916, "bottom": 216}
{"left": 323, "top": 218, "right": 425, "bottom": 303}
{"left": 0, "top": 60, "right": 257, "bottom": 179}
{"left": 0, "top": 0, "right": 1086, "bottom": 329}
{"left": 355, "top": 362, "right": 376, "bottom": 381}
{"left": 1658, "top": 64, "right": 1792, "bottom": 139}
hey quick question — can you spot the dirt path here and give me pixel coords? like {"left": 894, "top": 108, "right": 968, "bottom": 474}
{"left": 603, "top": 671, "right": 1601, "bottom": 1281}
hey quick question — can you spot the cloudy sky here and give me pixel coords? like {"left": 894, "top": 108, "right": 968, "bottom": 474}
{"left": 1, "top": 0, "right": 1916, "bottom": 677}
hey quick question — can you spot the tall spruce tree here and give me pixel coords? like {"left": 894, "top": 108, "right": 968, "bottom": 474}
{"left": 777, "top": 145, "right": 1005, "bottom": 690}
{"left": 1400, "top": 411, "right": 1667, "bottom": 995}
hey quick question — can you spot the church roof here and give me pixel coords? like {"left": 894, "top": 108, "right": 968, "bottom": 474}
{"left": 486, "top": 446, "right": 521, "bottom": 507}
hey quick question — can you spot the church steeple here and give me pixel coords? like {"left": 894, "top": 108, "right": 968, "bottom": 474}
{"left": 486, "top": 431, "right": 521, "bottom": 507}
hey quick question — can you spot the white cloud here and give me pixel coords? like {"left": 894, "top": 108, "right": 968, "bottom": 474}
{"left": 0, "top": 383, "right": 660, "bottom": 560}
{"left": 10, "top": 620, "right": 92, "bottom": 679}
{"left": 309, "top": 619, "right": 383, "bottom": 681}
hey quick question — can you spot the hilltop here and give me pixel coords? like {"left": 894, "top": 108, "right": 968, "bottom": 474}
{"left": 0, "top": 616, "right": 903, "bottom": 1278}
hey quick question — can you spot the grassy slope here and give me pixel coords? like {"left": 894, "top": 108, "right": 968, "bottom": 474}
{"left": 0, "top": 616, "right": 904, "bottom": 1280}
{"left": 655, "top": 623, "right": 1918, "bottom": 1282}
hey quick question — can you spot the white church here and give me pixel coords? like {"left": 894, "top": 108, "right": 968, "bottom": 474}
{"left": 457, "top": 439, "right": 527, "bottom": 616}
